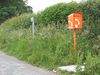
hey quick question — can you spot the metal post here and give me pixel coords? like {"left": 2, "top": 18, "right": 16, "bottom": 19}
{"left": 31, "top": 17, "right": 35, "bottom": 38}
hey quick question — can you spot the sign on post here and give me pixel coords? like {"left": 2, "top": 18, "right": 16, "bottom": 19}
{"left": 68, "top": 12, "right": 83, "bottom": 55}
{"left": 68, "top": 12, "right": 83, "bottom": 29}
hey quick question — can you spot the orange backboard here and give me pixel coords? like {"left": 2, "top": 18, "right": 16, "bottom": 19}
{"left": 68, "top": 12, "right": 83, "bottom": 29}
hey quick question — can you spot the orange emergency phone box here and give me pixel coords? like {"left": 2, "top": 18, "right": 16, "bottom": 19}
{"left": 68, "top": 12, "right": 83, "bottom": 29}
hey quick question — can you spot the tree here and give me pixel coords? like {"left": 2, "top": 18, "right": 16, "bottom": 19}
{"left": 0, "top": 0, "right": 32, "bottom": 24}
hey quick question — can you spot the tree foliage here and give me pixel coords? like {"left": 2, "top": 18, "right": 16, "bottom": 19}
{"left": 77, "top": 0, "right": 100, "bottom": 36}
{"left": 0, "top": 0, "right": 32, "bottom": 24}
{"left": 38, "top": 2, "right": 79, "bottom": 25}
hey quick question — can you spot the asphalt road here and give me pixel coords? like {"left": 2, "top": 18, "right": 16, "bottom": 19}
{"left": 0, "top": 51, "right": 57, "bottom": 75}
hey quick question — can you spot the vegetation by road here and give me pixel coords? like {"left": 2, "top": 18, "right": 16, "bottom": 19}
{"left": 0, "top": 0, "right": 100, "bottom": 75}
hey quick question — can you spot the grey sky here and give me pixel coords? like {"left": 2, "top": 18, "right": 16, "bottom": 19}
{"left": 27, "top": 0, "right": 83, "bottom": 13}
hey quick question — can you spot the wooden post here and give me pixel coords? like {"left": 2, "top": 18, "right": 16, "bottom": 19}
{"left": 73, "top": 29, "right": 77, "bottom": 55}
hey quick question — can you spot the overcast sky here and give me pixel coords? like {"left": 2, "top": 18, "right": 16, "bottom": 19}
{"left": 27, "top": 0, "right": 82, "bottom": 13}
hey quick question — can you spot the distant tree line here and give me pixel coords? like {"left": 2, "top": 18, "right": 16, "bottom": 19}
{"left": 0, "top": 0, "right": 33, "bottom": 24}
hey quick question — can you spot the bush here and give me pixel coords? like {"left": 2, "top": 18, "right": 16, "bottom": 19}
{"left": 76, "top": 1, "right": 100, "bottom": 36}
{"left": 0, "top": 13, "right": 35, "bottom": 30}
{"left": 38, "top": 2, "right": 79, "bottom": 25}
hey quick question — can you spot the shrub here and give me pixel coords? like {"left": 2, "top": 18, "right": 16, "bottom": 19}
{"left": 76, "top": 1, "right": 100, "bottom": 36}
{"left": 0, "top": 13, "right": 35, "bottom": 30}
{"left": 38, "top": 2, "right": 79, "bottom": 25}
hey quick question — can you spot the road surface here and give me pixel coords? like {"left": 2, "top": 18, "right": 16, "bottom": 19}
{"left": 0, "top": 51, "right": 57, "bottom": 75}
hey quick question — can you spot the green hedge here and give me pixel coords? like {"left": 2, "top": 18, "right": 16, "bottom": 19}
{"left": 36, "top": 1, "right": 100, "bottom": 34}
{"left": 0, "top": 13, "right": 34, "bottom": 30}
{"left": 37, "top": 2, "right": 79, "bottom": 25}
